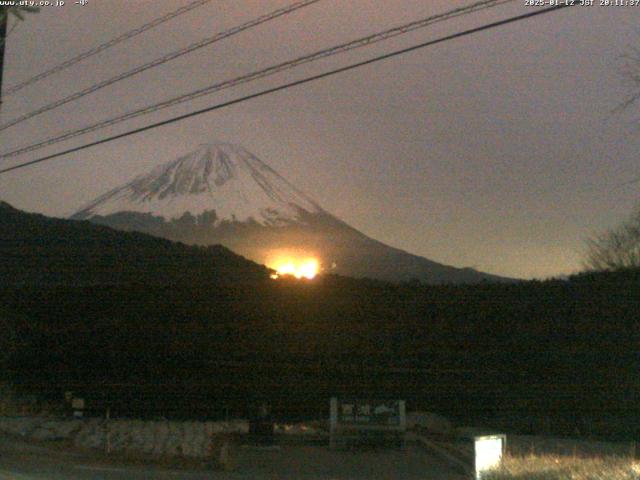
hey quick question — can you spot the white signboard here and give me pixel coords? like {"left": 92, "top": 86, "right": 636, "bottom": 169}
{"left": 474, "top": 435, "right": 505, "bottom": 479}
{"left": 335, "top": 399, "right": 404, "bottom": 426}
{"left": 329, "top": 397, "right": 406, "bottom": 449}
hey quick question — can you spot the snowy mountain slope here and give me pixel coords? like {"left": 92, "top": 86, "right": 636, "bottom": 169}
{"left": 72, "top": 143, "right": 512, "bottom": 284}
{"left": 73, "top": 143, "right": 322, "bottom": 226}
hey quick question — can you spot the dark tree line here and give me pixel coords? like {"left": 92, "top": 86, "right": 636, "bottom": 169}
{"left": 2, "top": 269, "right": 638, "bottom": 439}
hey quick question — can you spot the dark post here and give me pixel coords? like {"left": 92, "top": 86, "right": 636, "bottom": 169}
{"left": 249, "top": 401, "right": 274, "bottom": 446}
{"left": 0, "top": 10, "right": 7, "bottom": 109}
{"left": 105, "top": 407, "right": 111, "bottom": 455}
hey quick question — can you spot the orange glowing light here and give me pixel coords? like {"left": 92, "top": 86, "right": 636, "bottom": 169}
{"left": 270, "top": 257, "right": 319, "bottom": 279}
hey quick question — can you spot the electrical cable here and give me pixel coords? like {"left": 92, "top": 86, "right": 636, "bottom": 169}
{"left": 0, "top": 0, "right": 514, "bottom": 158}
{"left": 1, "top": 0, "right": 214, "bottom": 96}
{"left": 0, "top": 0, "right": 322, "bottom": 132}
{"left": 0, "top": 3, "right": 575, "bottom": 176}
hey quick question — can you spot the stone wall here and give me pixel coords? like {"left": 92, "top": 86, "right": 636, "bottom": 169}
{"left": 0, "top": 416, "right": 248, "bottom": 459}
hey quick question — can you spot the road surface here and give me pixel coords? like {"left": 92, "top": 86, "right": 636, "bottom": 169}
{"left": 0, "top": 434, "right": 467, "bottom": 479}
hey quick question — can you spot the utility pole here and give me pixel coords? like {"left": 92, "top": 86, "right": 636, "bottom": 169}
{"left": 0, "top": 11, "right": 7, "bottom": 111}
{"left": 0, "top": 7, "right": 40, "bottom": 110}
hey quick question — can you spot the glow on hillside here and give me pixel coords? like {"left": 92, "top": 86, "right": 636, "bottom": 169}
{"left": 269, "top": 257, "right": 319, "bottom": 279}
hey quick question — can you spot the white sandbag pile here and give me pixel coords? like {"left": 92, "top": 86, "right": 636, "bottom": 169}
{"left": 406, "top": 411, "right": 454, "bottom": 436}
{"left": 0, "top": 416, "right": 248, "bottom": 460}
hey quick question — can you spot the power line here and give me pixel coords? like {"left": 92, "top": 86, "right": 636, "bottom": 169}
{"left": 1, "top": 0, "right": 214, "bottom": 97}
{"left": 0, "top": 3, "right": 575, "bottom": 176}
{"left": 0, "top": 0, "right": 514, "bottom": 159}
{"left": 0, "top": 0, "right": 322, "bottom": 132}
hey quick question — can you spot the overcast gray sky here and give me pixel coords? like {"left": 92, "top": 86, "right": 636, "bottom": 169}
{"left": 0, "top": 0, "right": 638, "bottom": 279}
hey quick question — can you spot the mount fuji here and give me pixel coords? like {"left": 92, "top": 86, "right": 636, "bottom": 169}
{"left": 72, "top": 143, "right": 509, "bottom": 284}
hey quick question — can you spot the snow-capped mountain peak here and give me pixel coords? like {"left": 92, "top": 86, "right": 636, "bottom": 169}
{"left": 72, "top": 142, "right": 512, "bottom": 284}
{"left": 73, "top": 143, "right": 322, "bottom": 225}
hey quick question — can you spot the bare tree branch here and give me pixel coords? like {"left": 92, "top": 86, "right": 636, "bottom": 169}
{"left": 583, "top": 205, "right": 640, "bottom": 271}
{"left": 613, "top": 39, "right": 640, "bottom": 114}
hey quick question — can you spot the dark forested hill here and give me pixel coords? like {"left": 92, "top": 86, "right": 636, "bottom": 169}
{"left": 1, "top": 201, "right": 639, "bottom": 440}
{"left": 0, "top": 201, "right": 270, "bottom": 286}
